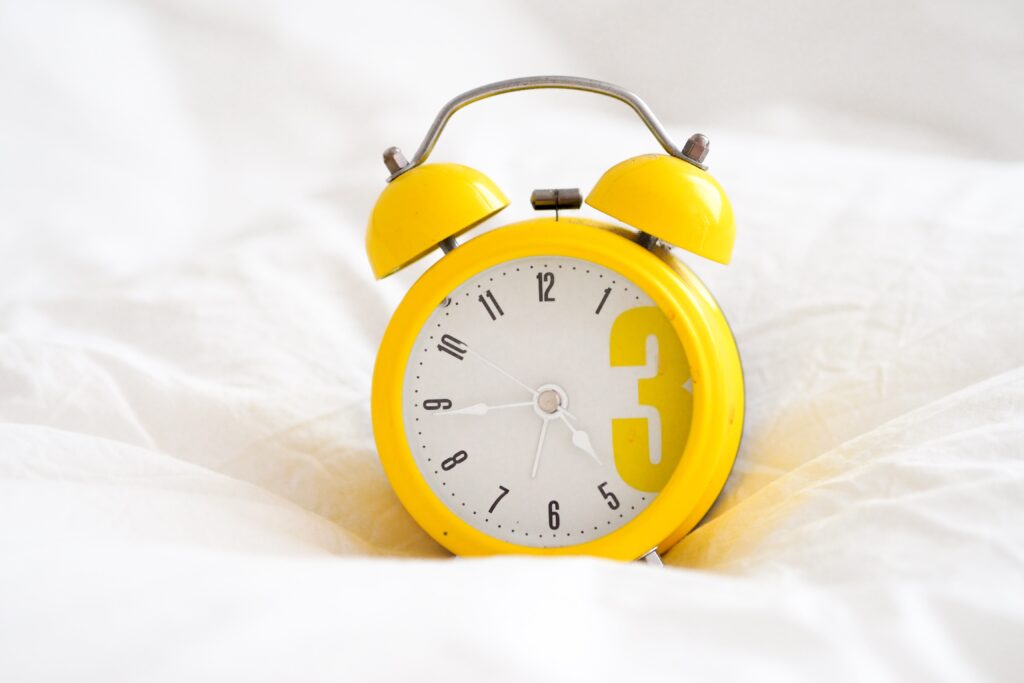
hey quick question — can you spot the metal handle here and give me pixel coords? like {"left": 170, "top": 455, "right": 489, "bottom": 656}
{"left": 386, "top": 76, "right": 703, "bottom": 180}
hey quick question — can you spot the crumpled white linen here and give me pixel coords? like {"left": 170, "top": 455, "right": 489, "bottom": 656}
{"left": 2, "top": 1, "right": 1023, "bottom": 681}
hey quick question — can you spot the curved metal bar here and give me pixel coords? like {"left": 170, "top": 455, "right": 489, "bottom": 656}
{"left": 393, "top": 76, "right": 685, "bottom": 179}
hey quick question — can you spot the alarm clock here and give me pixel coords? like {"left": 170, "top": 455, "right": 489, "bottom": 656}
{"left": 367, "top": 76, "right": 743, "bottom": 564}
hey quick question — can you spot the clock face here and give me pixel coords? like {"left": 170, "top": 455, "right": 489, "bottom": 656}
{"left": 402, "top": 255, "right": 694, "bottom": 549}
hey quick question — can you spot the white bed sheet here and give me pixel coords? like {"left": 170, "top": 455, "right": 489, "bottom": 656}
{"left": 2, "top": 2, "right": 1023, "bottom": 681}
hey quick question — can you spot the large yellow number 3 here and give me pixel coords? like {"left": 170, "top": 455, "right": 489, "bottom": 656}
{"left": 609, "top": 307, "right": 693, "bottom": 492}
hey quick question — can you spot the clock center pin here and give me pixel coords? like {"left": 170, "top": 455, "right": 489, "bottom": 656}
{"left": 534, "top": 384, "right": 569, "bottom": 420}
{"left": 537, "top": 390, "right": 560, "bottom": 414}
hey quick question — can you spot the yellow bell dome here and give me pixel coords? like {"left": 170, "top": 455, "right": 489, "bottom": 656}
{"left": 586, "top": 154, "right": 735, "bottom": 264}
{"left": 366, "top": 163, "right": 509, "bottom": 279}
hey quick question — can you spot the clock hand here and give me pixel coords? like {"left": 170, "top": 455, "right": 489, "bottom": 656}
{"left": 557, "top": 410, "right": 601, "bottom": 465}
{"left": 443, "top": 401, "right": 534, "bottom": 416}
{"left": 462, "top": 349, "right": 581, "bottom": 420}
{"left": 530, "top": 418, "right": 549, "bottom": 479}
{"left": 466, "top": 349, "right": 538, "bottom": 397}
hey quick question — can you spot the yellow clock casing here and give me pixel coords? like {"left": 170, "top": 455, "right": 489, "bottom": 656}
{"left": 366, "top": 77, "right": 743, "bottom": 562}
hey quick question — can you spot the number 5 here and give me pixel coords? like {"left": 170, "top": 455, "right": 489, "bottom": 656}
{"left": 598, "top": 482, "right": 620, "bottom": 510}
{"left": 609, "top": 307, "right": 693, "bottom": 492}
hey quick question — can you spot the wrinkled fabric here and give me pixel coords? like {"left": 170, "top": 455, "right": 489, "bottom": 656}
{"left": 2, "top": 2, "right": 1023, "bottom": 681}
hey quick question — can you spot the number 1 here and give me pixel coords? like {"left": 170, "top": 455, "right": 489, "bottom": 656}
{"left": 595, "top": 287, "right": 612, "bottom": 314}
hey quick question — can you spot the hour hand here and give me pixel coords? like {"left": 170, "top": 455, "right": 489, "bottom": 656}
{"left": 557, "top": 411, "right": 601, "bottom": 465}
{"left": 444, "top": 401, "right": 534, "bottom": 416}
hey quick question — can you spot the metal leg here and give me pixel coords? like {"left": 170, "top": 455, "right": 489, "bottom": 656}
{"left": 636, "top": 231, "right": 660, "bottom": 251}
{"left": 639, "top": 548, "right": 663, "bottom": 566}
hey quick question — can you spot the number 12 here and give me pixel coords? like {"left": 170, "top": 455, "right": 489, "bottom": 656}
{"left": 536, "top": 272, "right": 555, "bottom": 302}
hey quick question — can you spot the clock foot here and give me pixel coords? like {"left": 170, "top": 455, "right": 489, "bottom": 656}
{"left": 639, "top": 548, "right": 663, "bottom": 566}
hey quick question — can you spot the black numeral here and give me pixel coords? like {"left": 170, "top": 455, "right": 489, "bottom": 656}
{"left": 478, "top": 289, "right": 504, "bottom": 320}
{"left": 437, "top": 334, "right": 467, "bottom": 361}
{"left": 536, "top": 272, "right": 555, "bottom": 302}
{"left": 441, "top": 450, "right": 468, "bottom": 471}
{"left": 488, "top": 485, "right": 510, "bottom": 513}
{"left": 598, "top": 482, "right": 620, "bottom": 510}
{"left": 547, "top": 500, "right": 560, "bottom": 529}
{"left": 595, "top": 287, "right": 612, "bottom": 314}
{"left": 422, "top": 399, "right": 452, "bottom": 411}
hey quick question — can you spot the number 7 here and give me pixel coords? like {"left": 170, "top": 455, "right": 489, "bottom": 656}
{"left": 488, "top": 485, "right": 510, "bottom": 513}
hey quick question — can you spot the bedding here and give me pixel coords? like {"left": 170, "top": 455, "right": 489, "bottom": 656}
{"left": 2, "top": 1, "right": 1023, "bottom": 681}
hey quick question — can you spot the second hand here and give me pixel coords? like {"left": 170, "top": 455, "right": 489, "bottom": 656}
{"left": 465, "top": 348, "right": 578, "bottom": 420}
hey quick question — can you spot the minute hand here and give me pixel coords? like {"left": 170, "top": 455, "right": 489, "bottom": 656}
{"left": 463, "top": 349, "right": 578, "bottom": 419}
{"left": 465, "top": 349, "right": 538, "bottom": 397}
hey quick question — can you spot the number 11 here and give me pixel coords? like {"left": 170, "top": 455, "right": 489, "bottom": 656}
{"left": 478, "top": 289, "right": 504, "bottom": 320}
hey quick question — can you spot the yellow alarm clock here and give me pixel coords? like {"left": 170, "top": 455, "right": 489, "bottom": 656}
{"left": 368, "top": 76, "right": 743, "bottom": 564}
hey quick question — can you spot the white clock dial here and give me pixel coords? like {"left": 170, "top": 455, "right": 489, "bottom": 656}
{"left": 402, "top": 255, "right": 694, "bottom": 548}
